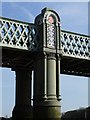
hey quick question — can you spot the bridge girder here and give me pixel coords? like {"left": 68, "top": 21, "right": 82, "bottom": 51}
{"left": 0, "top": 17, "right": 90, "bottom": 77}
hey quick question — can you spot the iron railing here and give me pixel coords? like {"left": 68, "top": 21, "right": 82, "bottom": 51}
{"left": 61, "top": 30, "right": 90, "bottom": 60}
{"left": 0, "top": 17, "right": 39, "bottom": 51}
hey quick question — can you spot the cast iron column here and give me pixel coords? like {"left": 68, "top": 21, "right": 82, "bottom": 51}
{"left": 12, "top": 68, "right": 33, "bottom": 120}
{"left": 47, "top": 54, "right": 57, "bottom": 99}
{"left": 33, "top": 8, "right": 62, "bottom": 120}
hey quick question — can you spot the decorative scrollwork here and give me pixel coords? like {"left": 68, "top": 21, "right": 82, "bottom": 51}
{"left": 47, "top": 23, "right": 56, "bottom": 48}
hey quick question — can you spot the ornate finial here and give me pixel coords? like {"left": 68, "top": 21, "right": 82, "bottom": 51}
{"left": 34, "top": 7, "right": 61, "bottom": 51}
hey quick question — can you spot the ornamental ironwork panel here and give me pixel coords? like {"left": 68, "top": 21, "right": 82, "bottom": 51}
{"left": 61, "top": 30, "right": 90, "bottom": 60}
{"left": 0, "top": 17, "right": 39, "bottom": 51}
{"left": 47, "top": 22, "right": 56, "bottom": 48}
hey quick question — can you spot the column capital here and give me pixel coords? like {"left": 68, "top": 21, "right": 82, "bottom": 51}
{"left": 47, "top": 53, "right": 56, "bottom": 60}
{"left": 56, "top": 53, "right": 62, "bottom": 60}
{"left": 12, "top": 67, "right": 32, "bottom": 72}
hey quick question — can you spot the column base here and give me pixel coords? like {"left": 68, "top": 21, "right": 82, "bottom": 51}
{"left": 33, "top": 100, "right": 61, "bottom": 120}
{"left": 12, "top": 105, "right": 33, "bottom": 120}
{"left": 33, "top": 106, "right": 61, "bottom": 120}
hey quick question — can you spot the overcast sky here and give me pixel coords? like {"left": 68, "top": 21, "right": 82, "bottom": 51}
{"left": 0, "top": 2, "right": 89, "bottom": 117}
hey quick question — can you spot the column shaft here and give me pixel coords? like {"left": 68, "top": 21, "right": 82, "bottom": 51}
{"left": 44, "top": 54, "right": 47, "bottom": 99}
{"left": 56, "top": 55, "right": 61, "bottom": 100}
{"left": 33, "top": 53, "right": 61, "bottom": 120}
{"left": 33, "top": 54, "right": 47, "bottom": 105}
{"left": 47, "top": 56, "right": 57, "bottom": 99}
{"left": 12, "top": 69, "right": 33, "bottom": 120}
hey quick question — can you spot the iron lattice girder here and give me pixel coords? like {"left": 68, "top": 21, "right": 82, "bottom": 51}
{"left": 0, "top": 17, "right": 90, "bottom": 60}
{"left": 61, "top": 30, "right": 90, "bottom": 60}
{"left": 0, "top": 17, "right": 90, "bottom": 76}
{"left": 0, "top": 17, "right": 39, "bottom": 51}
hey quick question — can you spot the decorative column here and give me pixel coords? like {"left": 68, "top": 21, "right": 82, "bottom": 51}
{"left": 33, "top": 52, "right": 47, "bottom": 104}
{"left": 33, "top": 8, "right": 62, "bottom": 120}
{"left": 47, "top": 54, "right": 57, "bottom": 100}
{"left": 56, "top": 54, "right": 61, "bottom": 100}
{"left": 12, "top": 68, "right": 33, "bottom": 120}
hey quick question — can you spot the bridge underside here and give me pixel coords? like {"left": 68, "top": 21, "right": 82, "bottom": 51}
{"left": 1, "top": 47, "right": 33, "bottom": 69}
{"left": 1, "top": 47, "right": 90, "bottom": 77}
{"left": 61, "top": 56, "right": 90, "bottom": 77}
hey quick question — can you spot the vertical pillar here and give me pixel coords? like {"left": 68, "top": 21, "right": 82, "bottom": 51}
{"left": 88, "top": 77, "right": 90, "bottom": 106}
{"left": 33, "top": 53, "right": 47, "bottom": 104}
{"left": 33, "top": 7, "right": 61, "bottom": 120}
{"left": 56, "top": 54, "right": 61, "bottom": 100}
{"left": 33, "top": 53, "right": 61, "bottom": 120}
{"left": 47, "top": 54, "right": 57, "bottom": 99}
{"left": 12, "top": 68, "right": 33, "bottom": 120}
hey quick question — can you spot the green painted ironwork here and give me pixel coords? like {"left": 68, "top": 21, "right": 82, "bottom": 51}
{"left": 0, "top": 17, "right": 90, "bottom": 60}
{"left": 0, "top": 17, "right": 39, "bottom": 51}
{"left": 61, "top": 30, "right": 90, "bottom": 60}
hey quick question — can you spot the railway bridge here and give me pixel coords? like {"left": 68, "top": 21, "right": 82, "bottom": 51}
{"left": 0, "top": 8, "right": 90, "bottom": 120}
